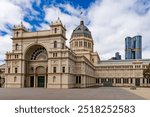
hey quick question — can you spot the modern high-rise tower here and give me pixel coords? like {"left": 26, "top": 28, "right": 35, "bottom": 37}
{"left": 125, "top": 35, "right": 142, "bottom": 59}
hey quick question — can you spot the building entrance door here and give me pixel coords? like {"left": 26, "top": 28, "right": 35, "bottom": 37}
{"left": 103, "top": 81, "right": 113, "bottom": 87}
{"left": 38, "top": 76, "right": 45, "bottom": 87}
{"left": 103, "top": 78, "right": 113, "bottom": 87}
{"left": 30, "top": 76, "right": 34, "bottom": 87}
{"left": 135, "top": 79, "right": 140, "bottom": 86}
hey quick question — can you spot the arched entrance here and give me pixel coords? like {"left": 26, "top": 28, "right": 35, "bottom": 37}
{"left": 25, "top": 45, "right": 48, "bottom": 88}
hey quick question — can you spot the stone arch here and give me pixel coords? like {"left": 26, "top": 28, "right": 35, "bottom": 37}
{"left": 24, "top": 43, "right": 48, "bottom": 60}
{"left": 24, "top": 44, "right": 48, "bottom": 88}
{"left": 24, "top": 44, "right": 48, "bottom": 61}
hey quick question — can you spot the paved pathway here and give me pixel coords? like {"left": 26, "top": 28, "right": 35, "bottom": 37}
{"left": 0, "top": 87, "right": 147, "bottom": 100}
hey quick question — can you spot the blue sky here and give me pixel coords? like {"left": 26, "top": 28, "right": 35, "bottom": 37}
{"left": 22, "top": 0, "right": 96, "bottom": 31}
{"left": 1, "top": 0, "right": 150, "bottom": 64}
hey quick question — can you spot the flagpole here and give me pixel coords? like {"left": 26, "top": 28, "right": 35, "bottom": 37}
{"left": 80, "top": 11, "right": 83, "bottom": 21}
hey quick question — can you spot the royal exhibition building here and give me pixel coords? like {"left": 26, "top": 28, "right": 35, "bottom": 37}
{"left": 0, "top": 18, "right": 150, "bottom": 89}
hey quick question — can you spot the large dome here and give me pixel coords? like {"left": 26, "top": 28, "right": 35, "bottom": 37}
{"left": 71, "top": 21, "right": 92, "bottom": 39}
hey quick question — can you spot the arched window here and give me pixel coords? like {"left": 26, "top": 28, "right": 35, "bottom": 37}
{"left": 15, "top": 68, "right": 18, "bottom": 73}
{"left": 54, "top": 41, "right": 57, "bottom": 48}
{"left": 30, "top": 47, "right": 47, "bottom": 60}
{"left": 53, "top": 76, "right": 56, "bottom": 83}
{"left": 14, "top": 76, "right": 17, "bottom": 82}
{"left": 54, "top": 28, "right": 57, "bottom": 33}
{"left": 15, "top": 43, "right": 19, "bottom": 50}
{"left": 16, "top": 31, "right": 19, "bottom": 37}
{"left": 62, "top": 43, "right": 64, "bottom": 49}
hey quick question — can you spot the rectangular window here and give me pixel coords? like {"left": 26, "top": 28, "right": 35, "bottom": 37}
{"left": 62, "top": 67, "right": 65, "bottom": 73}
{"left": 108, "top": 78, "right": 113, "bottom": 83}
{"left": 126, "top": 79, "right": 129, "bottom": 83}
{"left": 84, "top": 42, "right": 87, "bottom": 47}
{"left": 148, "top": 79, "right": 150, "bottom": 84}
{"left": 78, "top": 76, "right": 81, "bottom": 84}
{"left": 101, "top": 78, "right": 106, "bottom": 83}
{"left": 76, "top": 76, "right": 81, "bottom": 84}
{"left": 123, "top": 79, "right": 126, "bottom": 83}
{"left": 53, "top": 53, "right": 57, "bottom": 57}
{"left": 76, "top": 76, "right": 78, "bottom": 84}
{"left": 96, "top": 78, "right": 99, "bottom": 83}
{"left": 8, "top": 68, "right": 10, "bottom": 73}
{"left": 79, "top": 41, "right": 82, "bottom": 47}
{"left": 131, "top": 78, "right": 133, "bottom": 84}
{"left": 53, "top": 67, "right": 56, "bottom": 73}
{"left": 88, "top": 43, "right": 91, "bottom": 48}
{"left": 123, "top": 78, "right": 128, "bottom": 84}
{"left": 119, "top": 79, "right": 121, "bottom": 83}
{"left": 15, "top": 55, "right": 18, "bottom": 58}
{"left": 15, "top": 68, "right": 18, "bottom": 73}
{"left": 143, "top": 78, "right": 145, "bottom": 84}
{"left": 75, "top": 41, "right": 78, "bottom": 47}
{"left": 116, "top": 78, "right": 121, "bottom": 84}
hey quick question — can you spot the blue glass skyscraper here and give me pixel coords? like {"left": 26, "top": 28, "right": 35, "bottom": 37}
{"left": 125, "top": 35, "right": 142, "bottom": 59}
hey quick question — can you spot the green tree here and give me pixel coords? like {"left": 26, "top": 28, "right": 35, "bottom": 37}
{"left": 143, "top": 64, "right": 150, "bottom": 78}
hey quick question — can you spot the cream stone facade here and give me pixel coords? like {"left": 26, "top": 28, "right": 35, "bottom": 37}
{"left": 0, "top": 64, "right": 5, "bottom": 87}
{"left": 0, "top": 18, "right": 150, "bottom": 88}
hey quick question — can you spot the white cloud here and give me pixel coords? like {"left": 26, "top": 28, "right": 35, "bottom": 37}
{"left": 43, "top": 6, "right": 81, "bottom": 46}
{"left": 0, "top": 0, "right": 22, "bottom": 33}
{"left": 58, "top": 4, "right": 82, "bottom": 16}
{"left": 0, "top": 35, "right": 12, "bottom": 63}
{"left": 87, "top": 0, "right": 150, "bottom": 59}
{"left": 36, "top": 0, "right": 150, "bottom": 60}
{"left": 1, "top": 0, "right": 150, "bottom": 62}
{"left": 0, "top": 0, "right": 36, "bottom": 64}
{"left": 0, "top": 0, "right": 34, "bottom": 34}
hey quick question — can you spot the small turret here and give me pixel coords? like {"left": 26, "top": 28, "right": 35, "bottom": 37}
{"left": 50, "top": 17, "right": 66, "bottom": 38}
{"left": 13, "top": 22, "right": 28, "bottom": 38}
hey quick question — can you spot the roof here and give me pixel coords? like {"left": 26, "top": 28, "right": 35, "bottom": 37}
{"left": 71, "top": 21, "right": 92, "bottom": 39}
{"left": 97, "top": 59, "right": 150, "bottom": 66}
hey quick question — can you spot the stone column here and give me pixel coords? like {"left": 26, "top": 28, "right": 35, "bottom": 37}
{"left": 133, "top": 78, "right": 135, "bottom": 86}
{"left": 128, "top": 78, "right": 130, "bottom": 86}
{"left": 140, "top": 78, "right": 143, "bottom": 87}
{"left": 145, "top": 78, "right": 147, "bottom": 87}
{"left": 34, "top": 74, "right": 36, "bottom": 88}
{"left": 113, "top": 78, "right": 116, "bottom": 86}
{"left": 84, "top": 76, "right": 86, "bottom": 88}
{"left": 121, "top": 78, "right": 123, "bottom": 86}
{"left": 128, "top": 78, "right": 131, "bottom": 84}
{"left": 45, "top": 74, "right": 46, "bottom": 88}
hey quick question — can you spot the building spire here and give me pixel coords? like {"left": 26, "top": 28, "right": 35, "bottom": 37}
{"left": 80, "top": 11, "right": 84, "bottom": 21}
{"left": 21, "top": 21, "right": 23, "bottom": 27}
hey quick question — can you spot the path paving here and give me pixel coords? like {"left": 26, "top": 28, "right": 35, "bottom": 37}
{"left": 0, "top": 87, "right": 147, "bottom": 100}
